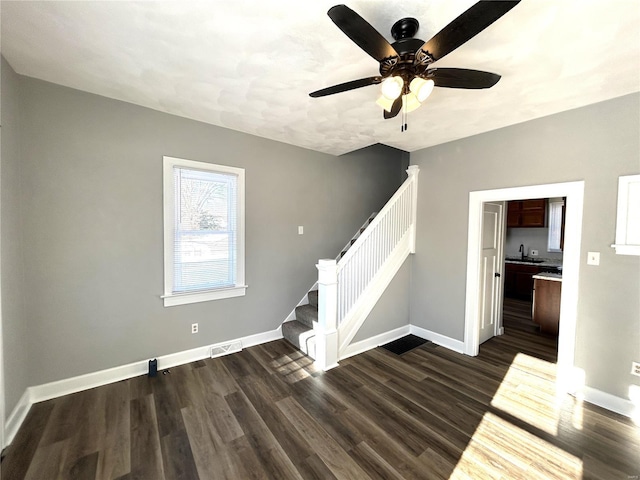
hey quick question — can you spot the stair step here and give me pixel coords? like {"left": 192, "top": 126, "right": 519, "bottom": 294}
{"left": 308, "top": 290, "right": 318, "bottom": 308}
{"left": 295, "top": 304, "right": 317, "bottom": 329}
{"left": 282, "top": 320, "right": 316, "bottom": 358}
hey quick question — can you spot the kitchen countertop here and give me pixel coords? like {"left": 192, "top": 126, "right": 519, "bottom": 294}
{"left": 532, "top": 272, "right": 563, "bottom": 282}
{"left": 505, "top": 257, "right": 563, "bottom": 268}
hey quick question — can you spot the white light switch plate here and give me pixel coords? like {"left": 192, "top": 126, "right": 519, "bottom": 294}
{"left": 530, "top": 250, "right": 538, "bottom": 256}
{"left": 298, "top": 226, "right": 304, "bottom": 235}
{"left": 587, "top": 251, "right": 600, "bottom": 265}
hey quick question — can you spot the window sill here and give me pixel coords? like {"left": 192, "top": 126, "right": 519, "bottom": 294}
{"left": 162, "top": 285, "right": 247, "bottom": 307}
{"left": 611, "top": 244, "right": 640, "bottom": 256}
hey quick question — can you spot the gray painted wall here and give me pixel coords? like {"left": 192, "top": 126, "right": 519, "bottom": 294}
{"left": 351, "top": 259, "right": 410, "bottom": 343}
{"left": 7, "top": 70, "right": 406, "bottom": 388}
{"left": 1, "top": 58, "right": 30, "bottom": 417}
{"left": 410, "top": 93, "right": 640, "bottom": 399}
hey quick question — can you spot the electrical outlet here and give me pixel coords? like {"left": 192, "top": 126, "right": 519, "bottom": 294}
{"left": 530, "top": 249, "right": 538, "bottom": 256}
{"left": 298, "top": 226, "right": 304, "bottom": 235}
{"left": 191, "top": 323, "right": 198, "bottom": 334}
{"left": 632, "top": 362, "right": 640, "bottom": 377}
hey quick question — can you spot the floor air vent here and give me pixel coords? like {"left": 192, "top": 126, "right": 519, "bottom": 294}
{"left": 210, "top": 340, "right": 242, "bottom": 358}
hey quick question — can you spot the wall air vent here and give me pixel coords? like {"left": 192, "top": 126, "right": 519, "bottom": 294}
{"left": 210, "top": 340, "right": 242, "bottom": 359}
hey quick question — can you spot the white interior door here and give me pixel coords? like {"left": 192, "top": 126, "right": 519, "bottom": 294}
{"left": 479, "top": 202, "right": 504, "bottom": 344}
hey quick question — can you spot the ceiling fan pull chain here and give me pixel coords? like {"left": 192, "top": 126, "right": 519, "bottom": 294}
{"left": 402, "top": 98, "right": 408, "bottom": 132}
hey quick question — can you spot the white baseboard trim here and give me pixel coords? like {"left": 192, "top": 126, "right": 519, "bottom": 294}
{"left": 5, "top": 389, "right": 31, "bottom": 447}
{"left": 410, "top": 325, "right": 465, "bottom": 354}
{"left": 579, "top": 386, "right": 636, "bottom": 419}
{"left": 4, "top": 327, "right": 282, "bottom": 446}
{"left": 340, "top": 325, "right": 411, "bottom": 360}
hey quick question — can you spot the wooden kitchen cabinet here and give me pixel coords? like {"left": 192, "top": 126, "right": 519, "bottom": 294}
{"left": 507, "top": 199, "right": 546, "bottom": 227}
{"left": 532, "top": 278, "right": 561, "bottom": 335}
{"left": 504, "top": 263, "right": 541, "bottom": 300}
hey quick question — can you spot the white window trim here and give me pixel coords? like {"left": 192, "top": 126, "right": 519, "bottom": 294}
{"left": 162, "top": 156, "right": 246, "bottom": 307}
{"left": 612, "top": 174, "right": 640, "bottom": 256}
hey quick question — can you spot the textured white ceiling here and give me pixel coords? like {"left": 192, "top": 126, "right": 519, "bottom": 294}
{"left": 2, "top": 1, "right": 639, "bottom": 156}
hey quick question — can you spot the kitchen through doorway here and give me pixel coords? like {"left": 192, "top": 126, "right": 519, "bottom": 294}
{"left": 502, "top": 197, "right": 566, "bottom": 360}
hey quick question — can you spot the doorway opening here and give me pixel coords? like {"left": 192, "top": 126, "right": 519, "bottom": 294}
{"left": 464, "top": 181, "right": 585, "bottom": 395}
{"left": 502, "top": 196, "right": 565, "bottom": 361}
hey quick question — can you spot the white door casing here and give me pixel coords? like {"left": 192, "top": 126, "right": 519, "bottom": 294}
{"left": 464, "top": 181, "right": 584, "bottom": 396}
{"left": 479, "top": 202, "right": 504, "bottom": 344}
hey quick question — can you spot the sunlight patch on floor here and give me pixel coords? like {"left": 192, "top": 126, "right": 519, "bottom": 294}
{"left": 450, "top": 412, "right": 583, "bottom": 480}
{"left": 271, "top": 351, "right": 316, "bottom": 383}
{"left": 490, "top": 352, "right": 563, "bottom": 436}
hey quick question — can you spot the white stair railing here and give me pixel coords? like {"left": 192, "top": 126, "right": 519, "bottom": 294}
{"left": 315, "top": 166, "right": 419, "bottom": 370}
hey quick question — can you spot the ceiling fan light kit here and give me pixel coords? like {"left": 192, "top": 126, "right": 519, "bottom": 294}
{"left": 380, "top": 76, "right": 404, "bottom": 100}
{"left": 409, "top": 77, "right": 435, "bottom": 103}
{"left": 309, "top": 1, "right": 521, "bottom": 129}
{"left": 376, "top": 95, "right": 395, "bottom": 113}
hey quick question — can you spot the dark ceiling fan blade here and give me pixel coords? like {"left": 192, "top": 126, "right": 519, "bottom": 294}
{"left": 428, "top": 68, "right": 500, "bottom": 89}
{"left": 415, "top": 1, "right": 520, "bottom": 66}
{"left": 383, "top": 97, "right": 402, "bottom": 119}
{"left": 309, "top": 76, "right": 383, "bottom": 98}
{"left": 328, "top": 5, "right": 399, "bottom": 62}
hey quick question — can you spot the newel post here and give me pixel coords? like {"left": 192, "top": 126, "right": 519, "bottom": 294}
{"left": 407, "top": 165, "right": 420, "bottom": 254}
{"left": 315, "top": 259, "right": 339, "bottom": 370}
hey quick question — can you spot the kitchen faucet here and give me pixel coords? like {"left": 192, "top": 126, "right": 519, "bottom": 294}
{"left": 519, "top": 244, "right": 525, "bottom": 261}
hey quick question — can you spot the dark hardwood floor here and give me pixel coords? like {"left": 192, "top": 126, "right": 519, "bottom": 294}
{"left": 503, "top": 297, "right": 545, "bottom": 334}
{"left": 3, "top": 326, "right": 638, "bottom": 479}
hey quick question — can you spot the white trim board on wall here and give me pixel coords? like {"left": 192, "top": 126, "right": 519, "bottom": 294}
{"left": 464, "top": 181, "right": 585, "bottom": 396}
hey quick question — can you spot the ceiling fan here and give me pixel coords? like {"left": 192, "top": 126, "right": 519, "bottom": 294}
{"left": 310, "top": 1, "right": 521, "bottom": 126}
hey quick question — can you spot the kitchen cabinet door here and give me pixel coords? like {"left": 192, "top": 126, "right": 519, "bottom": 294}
{"left": 533, "top": 278, "right": 561, "bottom": 335}
{"left": 504, "top": 263, "right": 541, "bottom": 300}
{"left": 506, "top": 199, "right": 546, "bottom": 227}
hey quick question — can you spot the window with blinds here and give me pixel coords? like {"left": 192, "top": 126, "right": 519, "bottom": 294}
{"left": 163, "top": 157, "right": 245, "bottom": 306}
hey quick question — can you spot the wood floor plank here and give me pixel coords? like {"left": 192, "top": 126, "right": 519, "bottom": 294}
{"left": 39, "top": 392, "right": 84, "bottom": 447}
{"left": 67, "top": 451, "right": 99, "bottom": 480}
{"left": 195, "top": 366, "right": 244, "bottom": 444}
{"left": 225, "top": 389, "right": 303, "bottom": 479}
{"left": 23, "top": 439, "right": 69, "bottom": 480}
{"left": 59, "top": 387, "right": 103, "bottom": 478}
{"left": 151, "top": 373, "right": 186, "bottom": 439}
{"left": 348, "top": 441, "right": 405, "bottom": 480}
{"left": 181, "top": 404, "right": 224, "bottom": 478}
{"left": 159, "top": 428, "right": 200, "bottom": 480}
{"left": 296, "top": 453, "right": 339, "bottom": 480}
{"left": 276, "top": 396, "right": 371, "bottom": 480}
{"left": 0, "top": 401, "right": 55, "bottom": 479}
{"left": 129, "top": 394, "right": 164, "bottom": 480}
{"left": 236, "top": 375, "right": 317, "bottom": 465}
{"left": 96, "top": 381, "right": 131, "bottom": 480}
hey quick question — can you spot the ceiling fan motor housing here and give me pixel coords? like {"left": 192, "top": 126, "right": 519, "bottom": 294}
{"left": 381, "top": 17, "right": 427, "bottom": 82}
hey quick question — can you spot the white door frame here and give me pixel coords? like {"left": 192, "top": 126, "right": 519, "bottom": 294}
{"left": 464, "top": 181, "right": 585, "bottom": 395}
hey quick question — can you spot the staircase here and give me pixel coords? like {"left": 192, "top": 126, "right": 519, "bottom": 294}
{"left": 282, "top": 165, "right": 419, "bottom": 369}
{"left": 282, "top": 213, "right": 378, "bottom": 357}
{"left": 282, "top": 290, "right": 318, "bottom": 357}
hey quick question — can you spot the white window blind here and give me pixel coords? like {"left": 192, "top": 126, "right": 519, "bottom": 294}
{"left": 547, "top": 199, "right": 564, "bottom": 252}
{"left": 163, "top": 157, "right": 245, "bottom": 306}
{"left": 173, "top": 167, "right": 237, "bottom": 292}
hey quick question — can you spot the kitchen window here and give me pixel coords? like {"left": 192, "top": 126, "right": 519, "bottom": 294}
{"left": 547, "top": 198, "right": 564, "bottom": 252}
{"left": 162, "top": 156, "right": 246, "bottom": 306}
